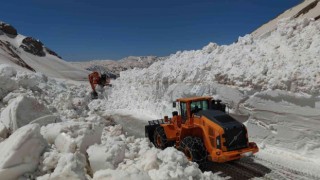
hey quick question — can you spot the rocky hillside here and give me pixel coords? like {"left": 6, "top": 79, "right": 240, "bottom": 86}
{"left": 72, "top": 56, "right": 166, "bottom": 78}
{"left": 0, "top": 21, "right": 88, "bottom": 80}
{"left": 252, "top": 0, "right": 320, "bottom": 38}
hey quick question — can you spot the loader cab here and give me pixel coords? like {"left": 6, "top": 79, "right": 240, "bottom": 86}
{"left": 174, "top": 96, "right": 213, "bottom": 123}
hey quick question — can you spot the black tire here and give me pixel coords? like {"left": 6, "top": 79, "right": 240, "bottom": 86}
{"left": 179, "top": 136, "right": 208, "bottom": 164}
{"left": 153, "top": 126, "right": 171, "bottom": 150}
{"left": 91, "top": 91, "right": 98, "bottom": 99}
{"left": 145, "top": 124, "right": 159, "bottom": 142}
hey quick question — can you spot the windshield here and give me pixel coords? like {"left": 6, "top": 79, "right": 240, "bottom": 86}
{"left": 191, "top": 100, "right": 209, "bottom": 113}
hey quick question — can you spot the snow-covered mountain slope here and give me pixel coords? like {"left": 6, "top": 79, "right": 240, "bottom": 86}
{"left": 103, "top": 17, "right": 320, "bottom": 173}
{"left": 0, "top": 21, "right": 89, "bottom": 80}
{"left": 252, "top": 0, "right": 320, "bottom": 38}
{"left": 72, "top": 56, "right": 166, "bottom": 77}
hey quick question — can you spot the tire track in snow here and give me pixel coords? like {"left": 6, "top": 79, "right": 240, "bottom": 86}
{"left": 110, "top": 114, "right": 146, "bottom": 137}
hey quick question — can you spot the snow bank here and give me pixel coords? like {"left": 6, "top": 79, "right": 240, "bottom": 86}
{"left": 0, "top": 95, "right": 51, "bottom": 131}
{"left": 0, "top": 124, "right": 47, "bottom": 180}
{"left": 242, "top": 90, "right": 320, "bottom": 161}
{"left": 107, "top": 18, "right": 320, "bottom": 116}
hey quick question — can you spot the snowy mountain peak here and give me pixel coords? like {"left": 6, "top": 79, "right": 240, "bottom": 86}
{"left": 0, "top": 20, "right": 88, "bottom": 80}
{"left": 0, "top": 21, "right": 17, "bottom": 37}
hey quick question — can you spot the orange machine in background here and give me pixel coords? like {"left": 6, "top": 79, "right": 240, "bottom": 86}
{"left": 88, "top": 71, "right": 111, "bottom": 99}
{"left": 145, "top": 96, "right": 258, "bottom": 164}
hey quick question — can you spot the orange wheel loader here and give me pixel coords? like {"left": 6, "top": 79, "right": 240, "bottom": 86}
{"left": 145, "top": 96, "right": 258, "bottom": 164}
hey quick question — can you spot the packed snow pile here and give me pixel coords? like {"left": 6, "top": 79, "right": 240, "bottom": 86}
{"left": 0, "top": 64, "right": 216, "bottom": 179}
{"left": 41, "top": 121, "right": 104, "bottom": 154}
{"left": 104, "top": 17, "right": 320, "bottom": 167}
{"left": 88, "top": 125, "right": 219, "bottom": 180}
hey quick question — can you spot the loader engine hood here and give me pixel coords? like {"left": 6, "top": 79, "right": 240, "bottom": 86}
{"left": 197, "top": 110, "right": 248, "bottom": 151}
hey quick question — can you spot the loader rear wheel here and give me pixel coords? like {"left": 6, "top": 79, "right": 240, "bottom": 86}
{"left": 153, "top": 126, "right": 170, "bottom": 150}
{"left": 180, "top": 136, "right": 207, "bottom": 164}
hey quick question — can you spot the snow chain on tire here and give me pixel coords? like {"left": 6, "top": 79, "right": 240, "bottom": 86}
{"left": 179, "top": 136, "right": 208, "bottom": 164}
{"left": 153, "top": 126, "right": 173, "bottom": 149}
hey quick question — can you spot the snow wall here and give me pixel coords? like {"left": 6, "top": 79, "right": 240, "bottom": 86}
{"left": 106, "top": 18, "right": 320, "bottom": 161}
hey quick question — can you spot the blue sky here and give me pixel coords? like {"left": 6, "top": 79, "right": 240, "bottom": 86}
{"left": 1, "top": 0, "right": 301, "bottom": 61}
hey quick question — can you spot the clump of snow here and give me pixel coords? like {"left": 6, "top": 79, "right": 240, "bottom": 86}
{"left": 0, "top": 121, "right": 8, "bottom": 140}
{"left": 0, "top": 64, "right": 18, "bottom": 99}
{"left": 87, "top": 125, "right": 126, "bottom": 172}
{"left": 38, "top": 152, "right": 89, "bottom": 180}
{"left": 148, "top": 148, "right": 206, "bottom": 180}
{"left": 0, "top": 124, "right": 47, "bottom": 180}
{"left": 0, "top": 95, "right": 52, "bottom": 132}
{"left": 15, "top": 71, "right": 48, "bottom": 91}
{"left": 54, "top": 133, "right": 77, "bottom": 153}
{"left": 87, "top": 140, "right": 126, "bottom": 172}
{"left": 0, "top": 64, "right": 17, "bottom": 77}
{"left": 40, "top": 148, "right": 61, "bottom": 173}
{"left": 41, "top": 121, "right": 104, "bottom": 154}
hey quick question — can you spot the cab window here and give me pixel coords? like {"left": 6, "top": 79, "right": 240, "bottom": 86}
{"left": 191, "top": 100, "right": 209, "bottom": 114}
{"left": 180, "top": 102, "right": 187, "bottom": 122}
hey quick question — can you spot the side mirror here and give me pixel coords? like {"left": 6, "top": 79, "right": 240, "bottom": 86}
{"left": 172, "top": 111, "right": 178, "bottom": 116}
{"left": 164, "top": 116, "right": 168, "bottom": 122}
{"left": 173, "top": 102, "right": 176, "bottom": 108}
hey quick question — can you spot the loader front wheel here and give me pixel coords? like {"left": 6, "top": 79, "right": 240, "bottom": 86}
{"left": 180, "top": 136, "right": 207, "bottom": 164}
{"left": 153, "top": 126, "right": 169, "bottom": 150}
